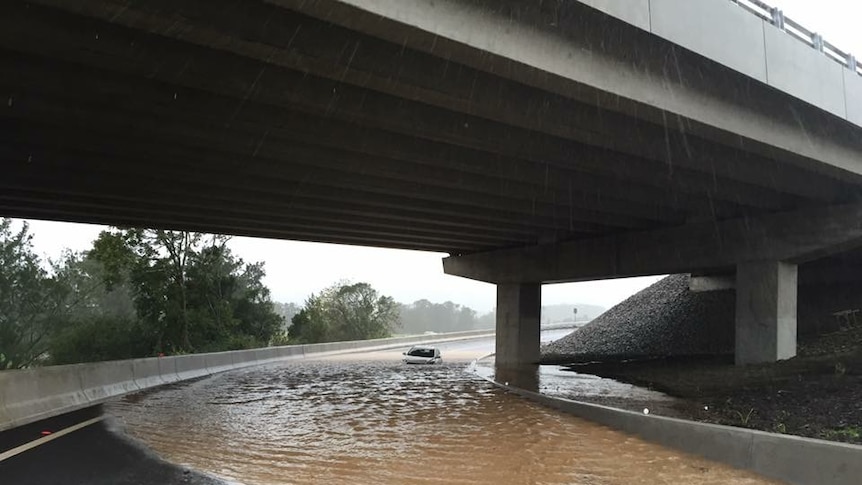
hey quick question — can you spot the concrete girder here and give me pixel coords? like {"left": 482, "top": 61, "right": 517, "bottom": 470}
{"left": 0, "top": 183, "right": 544, "bottom": 241}
{"left": 0, "top": 119, "right": 666, "bottom": 232}
{"left": 0, "top": 193, "right": 511, "bottom": 250}
{"left": 0, "top": 49, "right": 787, "bottom": 218}
{"left": 443, "top": 202, "right": 862, "bottom": 282}
{"left": 0, "top": 7, "right": 814, "bottom": 215}
{"left": 0, "top": 136, "right": 648, "bottom": 237}
{"left": 0, "top": 203, "right": 477, "bottom": 254}
{"left": 0, "top": 159, "right": 598, "bottom": 244}
{"left": 0, "top": 187, "right": 531, "bottom": 248}
{"left": 0, "top": 151, "right": 564, "bottom": 241}
{"left": 11, "top": 0, "right": 852, "bottom": 204}
{"left": 280, "top": 0, "right": 862, "bottom": 183}
{"left": 0, "top": 84, "right": 736, "bottom": 225}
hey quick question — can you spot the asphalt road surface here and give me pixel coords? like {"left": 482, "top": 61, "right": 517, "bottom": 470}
{"left": 0, "top": 405, "right": 225, "bottom": 485}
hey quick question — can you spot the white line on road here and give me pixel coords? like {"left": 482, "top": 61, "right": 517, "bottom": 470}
{"left": 0, "top": 416, "right": 105, "bottom": 463}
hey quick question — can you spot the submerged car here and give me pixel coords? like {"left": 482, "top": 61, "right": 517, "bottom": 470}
{"left": 402, "top": 345, "right": 442, "bottom": 364}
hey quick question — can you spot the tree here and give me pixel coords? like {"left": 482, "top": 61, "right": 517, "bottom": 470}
{"left": 84, "top": 228, "right": 283, "bottom": 356}
{"left": 0, "top": 219, "right": 60, "bottom": 368}
{"left": 225, "top": 260, "right": 283, "bottom": 349}
{"left": 289, "top": 282, "right": 399, "bottom": 343}
{"left": 47, "top": 251, "right": 148, "bottom": 365}
{"left": 1, "top": 221, "right": 285, "bottom": 367}
{"left": 289, "top": 305, "right": 328, "bottom": 344}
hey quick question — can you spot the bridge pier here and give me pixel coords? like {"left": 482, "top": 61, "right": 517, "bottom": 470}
{"left": 496, "top": 283, "right": 541, "bottom": 367}
{"left": 446, "top": 203, "right": 862, "bottom": 366}
{"left": 735, "top": 261, "right": 798, "bottom": 365}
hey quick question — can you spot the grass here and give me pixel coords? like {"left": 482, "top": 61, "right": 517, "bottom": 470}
{"left": 821, "top": 426, "right": 862, "bottom": 441}
{"left": 733, "top": 408, "right": 756, "bottom": 426}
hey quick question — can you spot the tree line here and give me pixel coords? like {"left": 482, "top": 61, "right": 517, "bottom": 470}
{"left": 0, "top": 220, "right": 284, "bottom": 369}
{"left": 1, "top": 220, "right": 405, "bottom": 368}
{"left": 398, "top": 299, "right": 495, "bottom": 334}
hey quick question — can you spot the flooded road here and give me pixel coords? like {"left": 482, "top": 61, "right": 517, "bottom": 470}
{"left": 106, "top": 335, "right": 780, "bottom": 485}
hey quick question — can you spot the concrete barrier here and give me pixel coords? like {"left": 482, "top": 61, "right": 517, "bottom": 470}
{"left": 173, "top": 355, "right": 209, "bottom": 381}
{"left": 277, "top": 345, "right": 304, "bottom": 360}
{"left": 476, "top": 359, "right": 862, "bottom": 485}
{"left": 0, "top": 365, "right": 89, "bottom": 429}
{"left": 251, "top": 347, "right": 279, "bottom": 365}
{"left": 131, "top": 357, "right": 165, "bottom": 389}
{"left": 157, "top": 356, "right": 180, "bottom": 384}
{"left": 79, "top": 360, "right": 139, "bottom": 403}
{"left": 231, "top": 349, "right": 259, "bottom": 366}
{"left": 0, "top": 329, "right": 497, "bottom": 432}
{"left": 203, "top": 352, "right": 235, "bottom": 375}
{"left": 0, "top": 386, "right": 8, "bottom": 431}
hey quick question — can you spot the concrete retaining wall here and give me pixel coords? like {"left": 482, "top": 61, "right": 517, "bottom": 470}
{"left": 478, "top": 365, "right": 862, "bottom": 485}
{"left": 0, "top": 328, "right": 495, "bottom": 432}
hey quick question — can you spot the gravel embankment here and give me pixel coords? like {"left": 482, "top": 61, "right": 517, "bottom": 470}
{"left": 542, "top": 274, "right": 734, "bottom": 363}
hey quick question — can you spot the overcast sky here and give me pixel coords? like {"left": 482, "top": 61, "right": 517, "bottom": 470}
{"left": 769, "top": 0, "right": 862, "bottom": 56}
{"left": 9, "top": 0, "right": 857, "bottom": 313}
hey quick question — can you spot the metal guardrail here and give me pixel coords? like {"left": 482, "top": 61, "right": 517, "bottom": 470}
{"left": 730, "top": 0, "right": 861, "bottom": 75}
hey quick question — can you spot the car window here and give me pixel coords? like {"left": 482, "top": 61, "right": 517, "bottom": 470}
{"left": 407, "top": 348, "right": 435, "bottom": 357}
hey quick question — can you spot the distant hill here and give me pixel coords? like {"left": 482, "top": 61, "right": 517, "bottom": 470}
{"left": 279, "top": 298, "right": 606, "bottom": 335}
{"left": 542, "top": 303, "right": 606, "bottom": 323}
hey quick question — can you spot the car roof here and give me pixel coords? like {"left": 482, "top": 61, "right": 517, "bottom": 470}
{"left": 409, "top": 345, "right": 437, "bottom": 350}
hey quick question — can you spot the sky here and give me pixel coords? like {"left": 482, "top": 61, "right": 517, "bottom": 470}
{"left": 8, "top": 0, "right": 858, "bottom": 313}
{"left": 767, "top": 0, "right": 862, "bottom": 57}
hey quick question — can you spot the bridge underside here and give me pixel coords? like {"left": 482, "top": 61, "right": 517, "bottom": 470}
{"left": 3, "top": 0, "right": 862, "bottom": 365}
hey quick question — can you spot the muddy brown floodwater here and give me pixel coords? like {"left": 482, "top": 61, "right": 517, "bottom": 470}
{"left": 106, "top": 344, "right": 782, "bottom": 485}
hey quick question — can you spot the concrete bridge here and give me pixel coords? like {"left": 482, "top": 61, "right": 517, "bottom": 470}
{"left": 3, "top": 0, "right": 862, "bottom": 367}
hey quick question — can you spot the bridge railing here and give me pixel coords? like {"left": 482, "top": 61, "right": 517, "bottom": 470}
{"left": 731, "top": 0, "right": 861, "bottom": 75}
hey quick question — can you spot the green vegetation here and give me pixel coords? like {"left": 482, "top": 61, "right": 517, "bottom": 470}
{"left": 822, "top": 426, "right": 862, "bottom": 441}
{"left": 733, "top": 407, "right": 756, "bottom": 426}
{"left": 0, "top": 219, "right": 68, "bottom": 368}
{"left": 289, "top": 282, "right": 400, "bottom": 343}
{"left": 0, "top": 219, "right": 285, "bottom": 367}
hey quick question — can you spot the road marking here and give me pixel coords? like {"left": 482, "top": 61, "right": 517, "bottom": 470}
{"left": 0, "top": 416, "right": 105, "bottom": 463}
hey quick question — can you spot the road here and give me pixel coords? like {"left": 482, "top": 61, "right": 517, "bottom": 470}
{"left": 0, "top": 331, "right": 779, "bottom": 484}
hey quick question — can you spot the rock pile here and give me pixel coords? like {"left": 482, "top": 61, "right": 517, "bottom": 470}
{"left": 542, "top": 274, "right": 734, "bottom": 363}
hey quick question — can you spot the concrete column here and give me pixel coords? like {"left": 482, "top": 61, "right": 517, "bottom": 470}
{"left": 496, "top": 283, "right": 541, "bottom": 367}
{"left": 735, "top": 261, "right": 798, "bottom": 365}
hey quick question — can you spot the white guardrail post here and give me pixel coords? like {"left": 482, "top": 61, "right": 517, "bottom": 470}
{"left": 730, "top": 0, "right": 858, "bottom": 76}
{"left": 770, "top": 7, "right": 784, "bottom": 31}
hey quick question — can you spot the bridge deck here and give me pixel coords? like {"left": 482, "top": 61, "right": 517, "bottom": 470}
{"left": 2, "top": 0, "right": 861, "bottom": 255}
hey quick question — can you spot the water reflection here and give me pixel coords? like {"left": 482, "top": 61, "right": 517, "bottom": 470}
{"left": 474, "top": 360, "right": 677, "bottom": 406}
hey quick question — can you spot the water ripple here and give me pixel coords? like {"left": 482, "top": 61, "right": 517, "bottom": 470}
{"left": 107, "top": 358, "right": 779, "bottom": 485}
